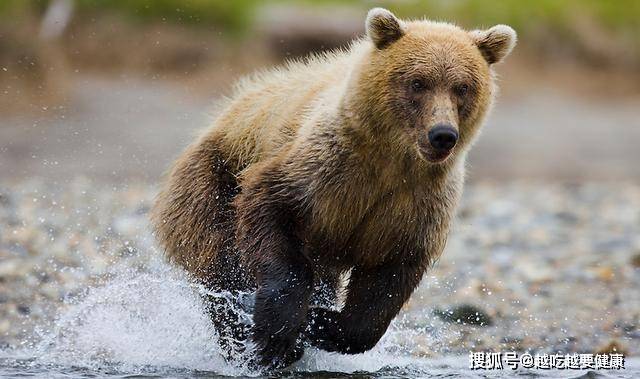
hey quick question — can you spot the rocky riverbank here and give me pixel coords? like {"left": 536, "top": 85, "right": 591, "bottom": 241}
{"left": 0, "top": 179, "right": 638, "bottom": 360}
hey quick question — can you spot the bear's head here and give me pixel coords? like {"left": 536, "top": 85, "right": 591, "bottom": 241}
{"left": 354, "top": 8, "right": 516, "bottom": 165}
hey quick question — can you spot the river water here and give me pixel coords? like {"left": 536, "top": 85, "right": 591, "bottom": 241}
{"left": 0, "top": 261, "right": 637, "bottom": 378}
{"left": 1, "top": 353, "right": 637, "bottom": 378}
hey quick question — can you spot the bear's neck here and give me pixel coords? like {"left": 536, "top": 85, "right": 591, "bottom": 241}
{"left": 335, "top": 100, "right": 465, "bottom": 192}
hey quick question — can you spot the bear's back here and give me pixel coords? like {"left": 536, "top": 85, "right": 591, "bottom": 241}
{"left": 208, "top": 42, "right": 365, "bottom": 171}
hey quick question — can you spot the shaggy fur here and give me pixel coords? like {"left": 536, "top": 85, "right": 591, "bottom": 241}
{"left": 152, "top": 8, "right": 516, "bottom": 369}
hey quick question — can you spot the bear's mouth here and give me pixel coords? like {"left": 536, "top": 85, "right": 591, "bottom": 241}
{"left": 426, "top": 150, "right": 452, "bottom": 163}
{"left": 416, "top": 144, "right": 453, "bottom": 164}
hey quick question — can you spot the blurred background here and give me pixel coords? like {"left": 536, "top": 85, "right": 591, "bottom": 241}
{"left": 1, "top": 1, "right": 639, "bottom": 372}
{"left": 1, "top": 0, "right": 639, "bottom": 182}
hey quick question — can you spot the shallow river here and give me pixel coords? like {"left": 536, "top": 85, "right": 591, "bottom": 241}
{"left": 1, "top": 355, "right": 638, "bottom": 378}
{"left": 1, "top": 263, "right": 637, "bottom": 378}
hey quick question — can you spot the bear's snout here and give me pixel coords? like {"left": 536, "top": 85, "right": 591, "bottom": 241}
{"left": 417, "top": 124, "right": 459, "bottom": 163}
{"left": 428, "top": 125, "right": 458, "bottom": 153}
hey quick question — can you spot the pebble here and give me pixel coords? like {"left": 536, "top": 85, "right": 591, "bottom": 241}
{"left": 0, "top": 259, "right": 21, "bottom": 278}
{"left": 0, "top": 320, "right": 9, "bottom": 335}
{"left": 513, "top": 257, "right": 554, "bottom": 283}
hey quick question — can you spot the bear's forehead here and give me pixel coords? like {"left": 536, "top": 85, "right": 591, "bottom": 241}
{"left": 388, "top": 23, "right": 486, "bottom": 74}
{"left": 405, "top": 20, "right": 471, "bottom": 41}
{"left": 403, "top": 22, "right": 475, "bottom": 52}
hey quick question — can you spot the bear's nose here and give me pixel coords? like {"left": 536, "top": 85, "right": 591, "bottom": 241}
{"left": 428, "top": 125, "right": 458, "bottom": 152}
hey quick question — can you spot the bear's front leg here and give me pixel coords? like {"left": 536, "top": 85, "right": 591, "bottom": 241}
{"left": 251, "top": 249, "right": 313, "bottom": 368}
{"left": 305, "top": 254, "right": 427, "bottom": 354}
{"left": 235, "top": 172, "right": 314, "bottom": 369}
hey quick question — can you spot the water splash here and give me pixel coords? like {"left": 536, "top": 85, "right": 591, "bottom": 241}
{"left": 11, "top": 257, "right": 417, "bottom": 376}
{"left": 24, "top": 259, "right": 254, "bottom": 376}
{"left": 5, "top": 256, "right": 640, "bottom": 378}
{"left": 11, "top": 257, "right": 442, "bottom": 376}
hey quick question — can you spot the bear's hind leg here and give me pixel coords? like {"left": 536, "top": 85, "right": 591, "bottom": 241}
{"left": 152, "top": 138, "right": 246, "bottom": 284}
{"left": 152, "top": 138, "right": 255, "bottom": 360}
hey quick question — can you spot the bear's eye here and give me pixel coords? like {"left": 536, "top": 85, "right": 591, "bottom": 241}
{"left": 454, "top": 84, "right": 469, "bottom": 97}
{"left": 410, "top": 78, "right": 427, "bottom": 93}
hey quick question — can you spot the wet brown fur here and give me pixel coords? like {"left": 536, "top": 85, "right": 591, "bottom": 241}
{"left": 152, "top": 8, "right": 515, "bottom": 368}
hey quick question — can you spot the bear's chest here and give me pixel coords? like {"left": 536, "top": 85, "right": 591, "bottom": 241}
{"left": 307, "top": 177, "right": 460, "bottom": 268}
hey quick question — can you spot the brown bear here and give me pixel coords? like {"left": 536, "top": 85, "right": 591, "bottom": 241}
{"left": 151, "top": 8, "right": 516, "bottom": 369}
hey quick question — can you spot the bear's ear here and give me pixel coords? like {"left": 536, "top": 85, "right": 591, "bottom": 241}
{"left": 366, "top": 8, "right": 405, "bottom": 49}
{"left": 471, "top": 25, "right": 517, "bottom": 64}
